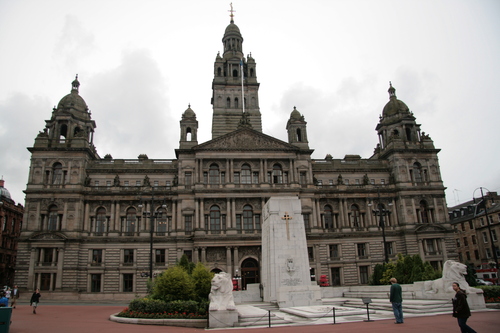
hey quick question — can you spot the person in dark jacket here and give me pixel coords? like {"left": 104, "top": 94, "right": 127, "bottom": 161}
{"left": 452, "top": 282, "right": 476, "bottom": 333}
{"left": 389, "top": 277, "right": 403, "bottom": 324}
{"left": 30, "top": 289, "right": 41, "bottom": 314}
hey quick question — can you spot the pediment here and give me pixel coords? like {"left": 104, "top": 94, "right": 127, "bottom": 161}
{"left": 194, "top": 128, "right": 299, "bottom": 151}
{"left": 414, "top": 224, "right": 447, "bottom": 233}
{"left": 30, "top": 232, "right": 67, "bottom": 241}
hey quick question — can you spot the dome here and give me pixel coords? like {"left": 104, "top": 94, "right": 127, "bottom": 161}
{"left": 56, "top": 75, "right": 89, "bottom": 114}
{"left": 382, "top": 83, "right": 409, "bottom": 117}
{"left": 0, "top": 180, "right": 11, "bottom": 200}
{"left": 290, "top": 106, "right": 302, "bottom": 120}
{"left": 224, "top": 22, "right": 241, "bottom": 35}
{"left": 182, "top": 105, "right": 196, "bottom": 118}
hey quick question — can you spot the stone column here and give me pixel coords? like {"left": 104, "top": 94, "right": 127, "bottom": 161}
{"left": 27, "top": 248, "right": 37, "bottom": 289}
{"left": 233, "top": 247, "right": 239, "bottom": 268}
{"left": 62, "top": 201, "right": 68, "bottom": 230}
{"left": 226, "top": 247, "right": 232, "bottom": 275}
{"left": 201, "top": 247, "right": 207, "bottom": 262}
{"left": 55, "top": 248, "right": 64, "bottom": 289}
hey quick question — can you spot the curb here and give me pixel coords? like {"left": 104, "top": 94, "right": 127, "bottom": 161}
{"left": 109, "top": 313, "right": 207, "bottom": 328}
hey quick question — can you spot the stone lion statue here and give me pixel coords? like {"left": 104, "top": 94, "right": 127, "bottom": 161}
{"left": 424, "top": 260, "right": 479, "bottom": 294}
{"left": 209, "top": 272, "right": 236, "bottom": 311}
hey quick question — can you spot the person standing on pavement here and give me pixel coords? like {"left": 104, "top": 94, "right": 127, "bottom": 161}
{"left": 10, "top": 285, "right": 19, "bottom": 308}
{"left": 389, "top": 277, "right": 404, "bottom": 324}
{"left": 0, "top": 292, "right": 8, "bottom": 307}
{"left": 30, "top": 288, "right": 41, "bottom": 314}
{"left": 452, "top": 282, "right": 477, "bottom": 333}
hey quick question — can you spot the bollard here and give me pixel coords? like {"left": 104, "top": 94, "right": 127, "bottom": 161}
{"left": 268, "top": 310, "right": 271, "bottom": 328}
{"left": 332, "top": 307, "right": 336, "bottom": 324}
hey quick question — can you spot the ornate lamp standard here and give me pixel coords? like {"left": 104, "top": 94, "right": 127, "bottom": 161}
{"left": 370, "top": 190, "right": 392, "bottom": 263}
{"left": 473, "top": 187, "right": 498, "bottom": 270}
{"left": 139, "top": 188, "right": 167, "bottom": 279}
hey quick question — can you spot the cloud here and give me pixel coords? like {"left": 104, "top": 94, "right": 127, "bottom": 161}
{"left": 0, "top": 93, "right": 51, "bottom": 203}
{"left": 85, "top": 48, "right": 175, "bottom": 159}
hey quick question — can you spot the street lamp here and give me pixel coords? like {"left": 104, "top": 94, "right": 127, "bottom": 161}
{"left": 370, "top": 190, "right": 392, "bottom": 263}
{"left": 139, "top": 188, "right": 167, "bottom": 279}
{"left": 473, "top": 187, "right": 498, "bottom": 270}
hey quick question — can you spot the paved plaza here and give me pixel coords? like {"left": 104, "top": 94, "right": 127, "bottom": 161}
{"left": 5, "top": 301, "right": 500, "bottom": 333}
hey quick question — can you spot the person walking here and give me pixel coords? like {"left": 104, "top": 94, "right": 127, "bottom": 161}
{"left": 0, "top": 292, "right": 8, "bottom": 307}
{"left": 389, "top": 277, "right": 403, "bottom": 324}
{"left": 10, "top": 285, "right": 19, "bottom": 308}
{"left": 452, "top": 282, "right": 477, "bottom": 333}
{"left": 30, "top": 288, "right": 41, "bottom": 314}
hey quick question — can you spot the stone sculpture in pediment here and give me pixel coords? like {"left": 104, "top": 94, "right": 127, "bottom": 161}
{"left": 30, "top": 232, "right": 67, "bottom": 241}
{"left": 195, "top": 128, "right": 299, "bottom": 151}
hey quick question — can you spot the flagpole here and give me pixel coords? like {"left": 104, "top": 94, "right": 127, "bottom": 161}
{"left": 240, "top": 58, "right": 245, "bottom": 114}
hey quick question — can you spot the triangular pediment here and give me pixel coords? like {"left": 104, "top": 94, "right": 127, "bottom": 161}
{"left": 194, "top": 128, "right": 300, "bottom": 151}
{"left": 414, "top": 224, "right": 447, "bottom": 233}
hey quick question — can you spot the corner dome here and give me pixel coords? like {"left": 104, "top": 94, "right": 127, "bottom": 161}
{"left": 182, "top": 104, "right": 196, "bottom": 118}
{"left": 290, "top": 106, "right": 302, "bottom": 120}
{"left": 382, "top": 83, "right": 409, "bottom": 117}
{"left": 56, "top": 75, "right": 89, "bottom": 114}
{"left": 0, "top": 180, "right": 11, "bottom": 200}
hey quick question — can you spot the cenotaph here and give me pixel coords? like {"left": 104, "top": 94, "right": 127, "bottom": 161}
{"left": 261, "top": 196, "right": 322, "bottom": 308}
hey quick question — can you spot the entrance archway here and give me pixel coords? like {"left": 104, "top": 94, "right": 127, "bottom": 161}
{"left": 241, "top": 258, "right": 260, "bottom": 290}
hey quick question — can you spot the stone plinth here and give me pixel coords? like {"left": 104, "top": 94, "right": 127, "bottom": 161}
{"left": 208, "top": 310, "right": 238, "bottom": 328}
{"left": 261, "top": 196, "right": 322, "bottom": 308}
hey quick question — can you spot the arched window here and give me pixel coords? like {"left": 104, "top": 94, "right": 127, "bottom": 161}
{"left": 48, "top": 205, "right": 58, "bottom": 231}
{"left": 96, "top": 207, "right": 106, "bottom": 234}
{"left": 60, "top": 124, "right": 68, "bottom": 140}
{"left": 156, "top": 207, "right": 168, "bottom": 234}
{"left": 241, "top": 164, "right": 251, "bottom": 184}
{"left": 209, "top": 164, "right": 220, "bottom": 184}
{"left": 243, "top": 205, "right": 253, "bottom": 230}
{"left": 210, "top": 205, "right": 221, "bottom": 233}
{"left": 419, "top": 200, "right": 430, "bottom": 223}
{"left": 272, "top": 164, "right": 283, "bottom": 184}
{"left": 350, "top": 204, "right": 361, "bottom": 228}
{"left": 186, "top": 127, "right": 192, "bottom": 141}
{"left": 250, "top": 68, "right": 254, "bottom": 77}
{"left": 296, "top": 128, "right": 302, "bottom": 142}
{"left": 324, "top": 205, "right": 333, "bottom": 229}
{"left": 405, "top": 126, "right": 412, "bottom": 141}
{"left": 233, "top": 69, "right": 238, "bottom": 77}
{"left": 226, "top": 97, "right": 231, "bottom": 108}
{"left": 126, "top": 208, "right": 137, "bottom": 234}
{"left": 217, "top": 67, "right": 222, "bottom": 76}
{"left": 52, "top": 162, "right": 63, "bottom": 184}
{"left": 235, "top": 97, "right": 239, "bottom": 108}
{"left": 413, "top": 162, "right": 423, "bottom": 183}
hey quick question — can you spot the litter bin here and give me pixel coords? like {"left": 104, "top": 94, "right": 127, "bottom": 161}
{"left": 0, "top": 307, "right": 12, "bottom": 333}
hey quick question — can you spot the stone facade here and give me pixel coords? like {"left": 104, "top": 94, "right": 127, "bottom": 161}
{"left": 15, "top": 17, "right": 456, "bottom": 300}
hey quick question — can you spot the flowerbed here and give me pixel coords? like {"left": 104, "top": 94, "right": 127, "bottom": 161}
{"left": 117, "top": 308, "right": 207, "bottom": 319}
{"left": 477, "top": 285, "right": 500, "bottom": 303}
{"left": 115, "top": 298, "right": 208, "bottom": 319}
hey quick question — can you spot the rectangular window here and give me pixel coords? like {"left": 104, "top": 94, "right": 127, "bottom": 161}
{"left": 42, "top": 248, "right": 54, "bottom": 265}
{"left": 40, "top": 273, "right": 52, "bottom": 290}
{"left": 303, "top": 213, "right": 310, "bottom": 230}
{"left": 253, "top": 172, "right": 259, "bottom": 184}
{"left": 370, "top": 179, "right": 375, "bottom": 185}
{"left": 241, "top": 169, "right": 251, "bottom": 184}
{"left": 331, "top": 267, "right": 341, "bottom": 286}
{"left": 136, "top": 180, "right": 141, "bottom": 186}
{"left": 221, "top": 172, "right": 225, "bottom": 184}
{"left": 184, "top": 172, "right": 192, "bottom": 186}
{"left": 92, "top": 249, "right": 103, "bottom": 265}
{"left": 386, "top": 242, "right": 394, "bottom": 255}
{"left": 474, "top": 250, "right": 479, "bottom": 260}
{"left": 492, "top": 230, "right": 498, "bottom": 242}
{"left": 357, "top": 243, "right": 367, "bottom": 258}
{"left": 466, "top": 251, "right": 471, "bottom": 261}
{"left": 299, "top": 172, "right": 307, "bottom": 185}
{"left": 355, "top": 179, "right": 360, "bottom": 185}
{"left": 255, "top": 214, "right": 261, "bottom": 230}
{"left": 94, "top": 181, "right": 99, "bottom": 186}
{"left": 234, "top": 172, "right": 240, "bottom": 184}
{"left": 155, "top": 249, "right": 166, "bottom": 265}
{"left": 91, "top": 274, "right": 101, "bottom": 292}
{"left": 345, "top": 179, "right": 349, "bottom": 185}
{"left": 463, "top": 237, "right": 468, "bottom": 246}
{"left": 235, "top": 215, "right": 242, "bottom": 232}
{"left": 456, "top": 239, "right": 461, "bottom": 247}
{"left": 317, "top": 180, "right": 323, "bottom": 186}
{"left": 184, "top": 215, "right": 192, "bottom": 234}
{"left": 472, "top": 235, "right": 477, "bottom": 245}
{"left": 329, "top": 244, "right": 339, "bottom": 259}
{"left": 106, "top": 181, "right": 111, "bottom": 187}
{"left": 154, "top": 180, "right": 159, "bottom": 187}
{"left": 483, "top": 232, "right": 489, "bottom": 243}
{"left": 380, "top": 179, "right": 385, "bottom": 185}
{"left": 166, "top": 180, "right": 171, "bottom": 188}
{"left": 469, "top": 221, "right": 474, "bottom": 229}
{"left": 359, "top": 266, "right": 369, "bottom": 284}
{"left": 461, "top": 223, "right": 465, "bottom": 231}
{"left": 486, "top": 248, "right": 492, "bottom": 259}
{"left": 123, "top": 274, "right": 133, "bottom": 292}
{"left": 184, "top": 250, "right": 193, "bottom": 262}
{"left": 308, "top": 247, "right": 314, "bottom": 261}
{"left": 203, "top": 172, "right": 208, "bottom": 184}
{"left": 124, "top": 181, "right": 129, "bottom": 186}
{"left": 124, "top": 249, "right": 134, "bottom": 264}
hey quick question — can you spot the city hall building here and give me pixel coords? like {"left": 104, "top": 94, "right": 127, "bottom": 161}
{"left": 16, "top": 16, "right": 456, "bottom": 299}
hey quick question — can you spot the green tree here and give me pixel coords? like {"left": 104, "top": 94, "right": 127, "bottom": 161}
{"left": 191, "top": 262, "right": 214, "bottom": 301}
{"left": 370, "top": 263, "right": 385, "bottom": 285}
{"left": 151, "top": 265, "right": 195, "bottom": 301}
{"left": 178, "top": 254, "right": 195, "bottom": 274}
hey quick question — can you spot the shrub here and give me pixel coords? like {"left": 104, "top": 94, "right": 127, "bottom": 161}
{"left": 372, "top": 254, "right": 441, "bottom": 285}
{"left": 476, "top": 285, "right": 500, "bottom": 303}
{"left": 191, "top": 262, "right": 214, "bottom": 301}
{"left": 151, "top": 265, "right": 195, "bottom": 301}
{"left": 129, "top": 298, "right": 167, "bottom": 313}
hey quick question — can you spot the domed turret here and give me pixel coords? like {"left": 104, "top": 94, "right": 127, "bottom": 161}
{"left": 179, "top": 104, "right": 198, "bottom": 148}
{"left": 0, "top": 179, "right": 12, "bottom": 200}
{"left": 182, "top": 104, "right": 196, "bottom": 119}
{"left": 56, "top": 75, "right": 90, "bottom": 115}
{"left": 382, "top": 82, "right": 410, "bottom": 117}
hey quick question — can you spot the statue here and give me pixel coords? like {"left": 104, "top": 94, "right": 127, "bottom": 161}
{"left": 424, "top": 260, "right": 480, "bottom": 294}
{"left": 209, "top": 272, "right": 236, "bottom": 311}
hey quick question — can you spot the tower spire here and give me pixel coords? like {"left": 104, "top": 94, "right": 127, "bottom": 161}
{"left": 229, "top": 2, "right": 235, "bottom": 23}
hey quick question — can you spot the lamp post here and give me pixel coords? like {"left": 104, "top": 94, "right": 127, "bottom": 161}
{"left": 473, "top": 187, "right": 498, "bottom": 270}
{"left": 139, "top": 188, "right": 166, "bottom": 279}
{"left": 371, "top": 190, "right": 392, "bottom": 264}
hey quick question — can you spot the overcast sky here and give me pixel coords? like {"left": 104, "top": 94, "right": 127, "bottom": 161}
{"left": 1, "top": 0, "right": 499, "bottom": 207}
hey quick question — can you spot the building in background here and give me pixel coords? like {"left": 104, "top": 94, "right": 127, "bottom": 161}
{"left": 449, "top": 191, "right": 500, "bottom": 284}
{"left": 16, "top": 16, "right": 456, "bottom": 300}
{"left": 0, "top": 179, "right": 24, "bottom": 287}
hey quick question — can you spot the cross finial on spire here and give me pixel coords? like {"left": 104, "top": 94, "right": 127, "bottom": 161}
{"left": 229, "top": 2, "right": 235, "bottom": 23}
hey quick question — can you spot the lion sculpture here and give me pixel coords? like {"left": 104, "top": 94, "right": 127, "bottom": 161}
{"left": 209, "top": 272, "right": 236, "bottom": 311}
{"left": 424, "top": 260, "right": 479, "bottom": 294}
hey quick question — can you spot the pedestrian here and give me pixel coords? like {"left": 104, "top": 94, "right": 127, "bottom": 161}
{"left": 5, "top": 287, "right": 11, "bottom": 303}
{"left": 452, "top": 282, "right": 477, "bottom": 333}
{"left": 10, "top": 285, "right": 19, "bottom": 308}
{"left": 389, "top": 277, "right": 403, "bottom": 324}
{"left": 0, "top": 292, "right": 8, "bottom": 307}
{"left": 30, "top": 288, "right": 41, "bottom": 314}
